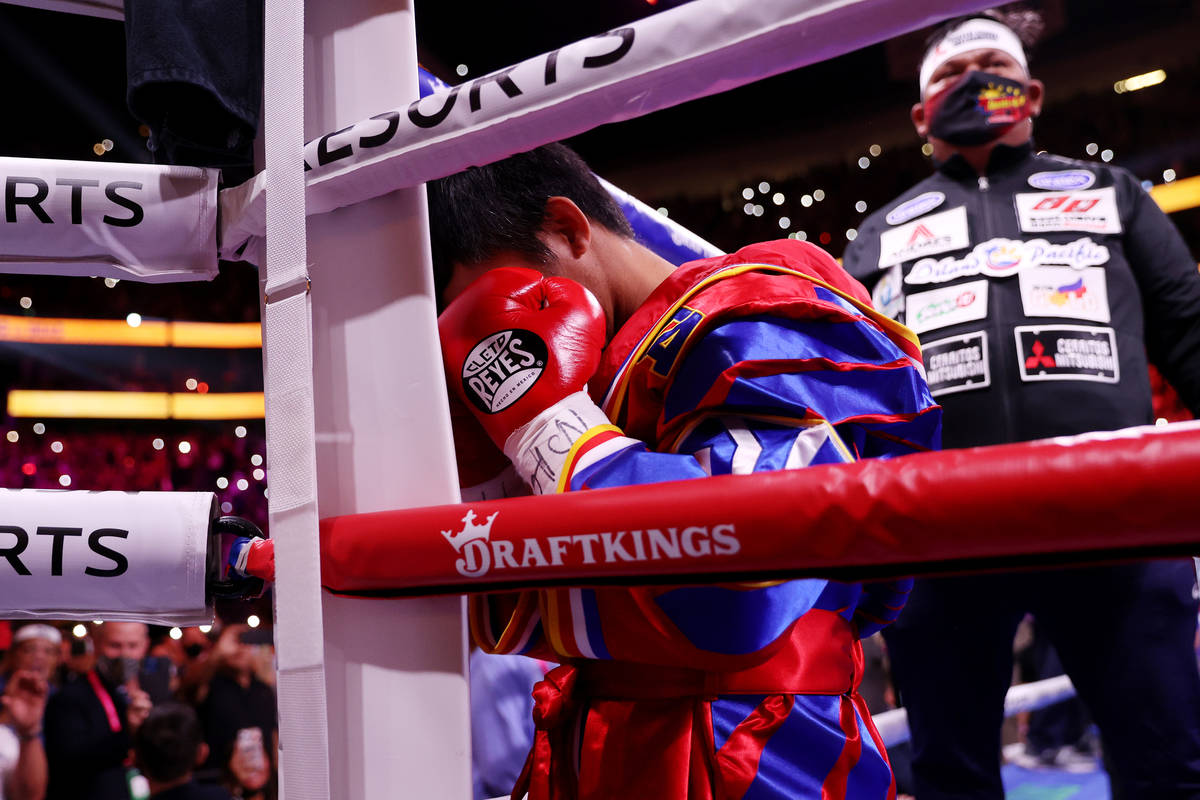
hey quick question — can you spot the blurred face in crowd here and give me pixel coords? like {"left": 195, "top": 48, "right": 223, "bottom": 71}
{"left": 219, "top": 633, "right": 255, "bottom": 677}
{"left": 95, "top": 622, "right": 150, "bottom": 660}
{"left": 11, "top": 636, "right": 60, "bottom": 682}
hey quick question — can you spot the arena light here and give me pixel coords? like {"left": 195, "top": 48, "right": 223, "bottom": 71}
{"left": 0, "top": 315, "right": 262, "bottom": 348}
{"left": 6, "top": 390, "right": 266, "bottom": 419}
{"left": 1114, "top": 69, "right": 1165, "bottom": 93}
{"left": 1149, "top": 174, "right": 1200, "bottom": 215}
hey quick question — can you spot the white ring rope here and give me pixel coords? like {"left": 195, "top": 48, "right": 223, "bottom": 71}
{"left": 874, "top": 675, "right": 1078, "bottom": 748}
{"left": 216, "top": 0, "right": 995, "bottom": 265}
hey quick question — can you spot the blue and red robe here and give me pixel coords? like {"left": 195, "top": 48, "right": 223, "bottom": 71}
{"left": 472, "top": 239, "right": 940, "bottom": 799}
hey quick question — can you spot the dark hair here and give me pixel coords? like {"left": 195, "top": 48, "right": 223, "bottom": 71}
{"left": 133, "top": 703, "right": 203, "bottom": 782}
{"left": 426, "top": 142, "right": 634, "bottom": 303}
{"left": 923, "top": 7, "right": 1045, "bottom": 59}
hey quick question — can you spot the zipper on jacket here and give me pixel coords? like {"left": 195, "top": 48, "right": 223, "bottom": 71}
{"left": 975, "top": 169, "right": 1015, "bottom": 445}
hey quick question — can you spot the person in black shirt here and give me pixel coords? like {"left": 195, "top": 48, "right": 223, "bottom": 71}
{"left": 44, "top": 622, "right": 154, "bottom": 800}
{"left": 134, "top": 703, "right": 231, "bottom": 800}
{"left": 184, "top": 626, "right": 274, "bottom": 798}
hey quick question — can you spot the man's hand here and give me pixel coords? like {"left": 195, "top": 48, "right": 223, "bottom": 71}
{"left": 1, "top": 670, "right": 48, "bottom": 739}
{"left": 124, "top": 683, "right": 152, "bottom": 733}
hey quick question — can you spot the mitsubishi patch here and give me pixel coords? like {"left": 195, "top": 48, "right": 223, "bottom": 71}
{"left": 1015, "top": 325, "right": 1119, "bottom": 383}
{"left": 923, "top": 331, "right": 990, "bottom": 397}
{"left": 461, "top": 329, "right": 548, "bottom": 413}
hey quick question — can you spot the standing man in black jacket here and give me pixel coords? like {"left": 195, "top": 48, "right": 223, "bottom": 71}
{"left": 844, "top": 9, "right": 1200, "bottom": 799}
{"left": 44, "top": 622, "right": 154, "bottom": 800}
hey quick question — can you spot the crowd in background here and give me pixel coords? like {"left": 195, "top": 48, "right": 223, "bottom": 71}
{"left": 0, "top": 426, "right": 267, "bottom": 523}
{"left": 0, "top": 619, "right": 277, "bottom": 800}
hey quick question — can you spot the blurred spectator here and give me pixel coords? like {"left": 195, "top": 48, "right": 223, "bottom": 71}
{"left": 1, "top": 626, "right": 61, "bottom": 694}
{"left": 169, "top": 629, "right": 213, "bottom": 692}
{"left": 469, "top": 649, "right": 544, "bottom": 800}
{"left": 43, "top": 622, "right": 154, "bottom": 800}
{"left": 132, "top": 703, "right": 231, "bottom": 800}
{"left": 59, "top": 632, "right": 94, "bottom": 686}
{"left": 184, "top": 626, "right": 274, "bottom": 799}
{"left": 0, "top": 669, "right": 50, "bottom": 800}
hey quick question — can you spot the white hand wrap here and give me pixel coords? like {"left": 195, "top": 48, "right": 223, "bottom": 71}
{"left": 503, "top": 390, "right": 613, "bottom": 494}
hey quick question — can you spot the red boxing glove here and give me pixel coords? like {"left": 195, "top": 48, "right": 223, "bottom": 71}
{"left": 439, "top": 267, "right": 606, "bottom": 448}
{"left": 439, "top": 268, "right": 619, "bottom": 493}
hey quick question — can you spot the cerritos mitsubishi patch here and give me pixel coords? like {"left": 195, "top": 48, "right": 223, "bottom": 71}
{"left": 905, "top": 237, "right": 1110, "bottom": 285}
{"left": 1018, "top": 267, "right": 1111, "bottom": 323}
{"left": 885, "top": 192, "right": 946, "bottom": 226}
{"left": 461, "top": 329, "right": 548, "bottom": 413}
{"left": 923, "top": 331, "right": 990, "bottom": 397}
{"left": 1015, "top": 325, "right": 1119, "bottom": 383}
{"left": 1015, "top": 186, "right": 1121, "bottom": 234}
{"left": 1027, "top": 170, "right": 1096, "bottom": 191}
{"left": 905, "top": 279, "right": 988, "bottom": 334}
{"left": 878, "top": 206, "right": 969, "bottom": 268}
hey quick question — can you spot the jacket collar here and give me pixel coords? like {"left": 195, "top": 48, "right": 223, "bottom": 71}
{"left": 935, "top": 141, "right": 1034, "bottom": 181}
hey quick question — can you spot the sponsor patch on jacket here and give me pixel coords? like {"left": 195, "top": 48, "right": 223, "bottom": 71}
{"left": 905, "top": 237, "right": 1110, "bottom": 285}
{"left": 871, "top": 264, "right": 905, "bottom": 320}
{"left": 1015, "top": 187, "right": 1121, "bottom": 234}
{"left": 878, "top": 206, "right": 969, "bottom": 268}
{"left": 905, "top": 280, "right": 988, "bottom": 334}
{"left": 885, "top": 192, "right": 946, "bottom": 226}
{"left": 1026, "top": 170, "right": 1096, "bottom": 191}
{"left": 1018, "top": 267, "right": 1111, "bottom": 323}
{"left": 923, "top": 331, "right": 990, "bottom": 397}
{"left": 1015, "top": 325, "right": 1118, "bottom": 383}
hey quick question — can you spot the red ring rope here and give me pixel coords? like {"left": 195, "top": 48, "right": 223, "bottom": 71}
{"left": 317, "top": 421, "right": 1200, "bottom": 596}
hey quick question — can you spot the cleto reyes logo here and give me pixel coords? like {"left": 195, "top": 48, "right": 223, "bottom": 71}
{"left": 461, "top": 329, "right": 548, "bottom": 414}
{"left": 440, "top": 509, "right": 741, "bottom": 578}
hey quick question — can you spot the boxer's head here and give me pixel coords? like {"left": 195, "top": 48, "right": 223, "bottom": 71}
{"left": 911, "top": 11, "right": 1045, "bottom": 158}
{"left": 427, "top": 144, "right": 637, "bottom": 321}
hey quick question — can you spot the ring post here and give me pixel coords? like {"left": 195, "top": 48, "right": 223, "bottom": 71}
{"left": 303, "top": 1, "right": 471, "bottom": 797}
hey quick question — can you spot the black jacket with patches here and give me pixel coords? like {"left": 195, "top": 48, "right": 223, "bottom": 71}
{"left": 844, "top": 142, "right": 1200, "bottom": 449}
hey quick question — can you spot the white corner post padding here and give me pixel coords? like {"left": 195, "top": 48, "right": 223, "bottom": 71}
{"left": 0, "top": 489, "right": 215, "bottom": 625}
{"left": 300, "top": 0, "right": 472, "bottom": 797}
{"left": 0, "top": 156, "right": 218, "bottom": 282}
